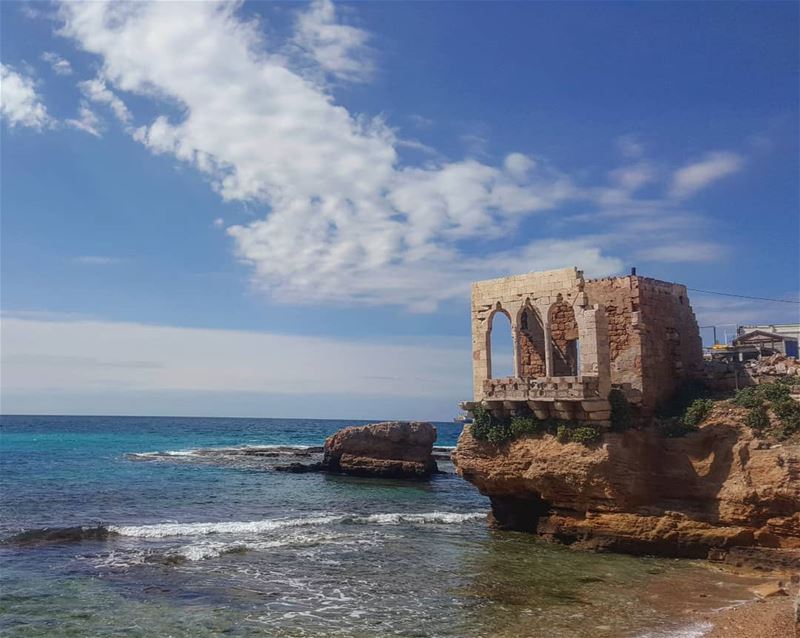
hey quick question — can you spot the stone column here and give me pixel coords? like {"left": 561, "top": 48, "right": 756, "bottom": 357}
{"left": 579, "top": 305, "right": 611, "bottom": 397}
{"left": 472, "top": 308, "right": 490, "bottom": 401}
{"left": 543, "top": 318, "right": 554, "bottom": 378}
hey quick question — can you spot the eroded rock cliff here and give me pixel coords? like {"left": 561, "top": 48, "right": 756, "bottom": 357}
{"left": 452, "top": 407, "right": 800, "bottom": 559}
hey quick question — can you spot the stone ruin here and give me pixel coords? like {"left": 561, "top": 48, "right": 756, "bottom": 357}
{"left": 461, "top": 267, "right": 704, "bottom": 426}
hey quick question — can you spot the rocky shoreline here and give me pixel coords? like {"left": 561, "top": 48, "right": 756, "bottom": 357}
{"left": 452, "top": 404, "right": 800, "bottom": 568}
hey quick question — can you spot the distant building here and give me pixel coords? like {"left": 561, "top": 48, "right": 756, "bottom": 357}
{"left": 734, "top": 325, "right": 799, "bottom": 358}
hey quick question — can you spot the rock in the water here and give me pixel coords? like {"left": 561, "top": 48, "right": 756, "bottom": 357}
{"left": 274, "top": 462, "right": 324, "bottom": 473}
{"left": 323, "top": 421, "right": 437, "bottom": 478}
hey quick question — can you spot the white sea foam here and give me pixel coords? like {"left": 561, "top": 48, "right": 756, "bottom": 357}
{"left": 109, "top": 511, "right": 486, "bottom": 538}
{"left": 129, "top": 444, "right": 320, "bottom": 460}
{"left": 635, "top": 621, "right": 713, "bottom": 638}
{"left": 352, "top": 512, "right": 485, "bottom": 525}
{"left": 110, "top": 515, "right": 342, "bottom": 538}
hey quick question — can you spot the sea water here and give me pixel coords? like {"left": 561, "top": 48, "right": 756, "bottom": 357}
{"left": 0, "top": 416, "right": 758, "bottom": 637}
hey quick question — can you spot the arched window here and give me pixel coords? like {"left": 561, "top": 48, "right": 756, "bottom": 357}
{"left": 488, "top": 309, "right": 514, "bottom": 379}
{"left": 518, "top": 305, "right": 546, "bottom": 378}
{"left": 548, "top": 298, "right": 580, "bottom": 377}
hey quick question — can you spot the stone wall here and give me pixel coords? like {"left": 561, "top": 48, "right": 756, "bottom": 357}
{"left": 584, "top": 275, "right": 703, "bottom": 412}
{"left": 518, "top": 307, "right": 546, "bottom": 377}
{"left": 548, "top": 299, "right": 579, "bottom": 376}
{"left": 636, "top": 278, "right": 704, "bottom": 411}
{"left": 584, "top": 276, "right": 642, "bottom": 392}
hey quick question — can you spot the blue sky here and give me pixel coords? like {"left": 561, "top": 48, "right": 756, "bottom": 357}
{"left": 1, "top": 1, "right": 798, "bottom": 419}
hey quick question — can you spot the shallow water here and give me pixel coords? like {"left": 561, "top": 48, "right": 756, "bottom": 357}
{"left": 0, "top": 416, "right": 759, "bottom": 637}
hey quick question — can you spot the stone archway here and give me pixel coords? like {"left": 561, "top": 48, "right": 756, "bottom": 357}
{"left": 487, "top": 307, "right": 514, "bottom": 379}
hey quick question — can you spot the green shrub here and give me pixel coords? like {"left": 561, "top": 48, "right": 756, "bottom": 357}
{"left": 744, "top": 404, "right": 769, "bottom": 431}
{"left": 773, "top": 398, "right": 800, "bottom": 437}
{"left": 555, "top": 424, "right": 570, "bottom": 443}
{"left": 470, "top": 405, "right": 512, "bottom": 444}
{"left": 759, "top": 382, "right": 791, "bottom": 403}
{"left": 569, "top": 425, "right": 602, "bottom": 444}
{"left": 732, "top": 386, "right": 763, "bottom": 409}
{"left": 509, "top": 416, "right": 543, "bottom": 438}
{"left": 657, "top": 417, "right": 698, "bottom": 438}
{"left": 485, "top": 422, "right": 512, "bottom": 444}
{"left": 683, "top": 398, "right": 714, "bottom": 428}
{"left": 657, "top": 381, "right": 708, "bottom": 419}
{"left": 608, "top": 389, "right": 633, "bottom": 432}
{"left": 470, "top": 405, "right": 493, "bottom": 441}
{"left": 734, "top": 381, "right": 791, "bottom": 408}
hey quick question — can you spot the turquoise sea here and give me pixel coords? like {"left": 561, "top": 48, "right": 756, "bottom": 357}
{"left": 0, "top": 415, "right": 760, "bottom": 637}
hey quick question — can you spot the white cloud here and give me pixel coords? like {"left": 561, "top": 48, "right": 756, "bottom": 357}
{"left": 41, "top": 51, "right": 73, "bottom": 75}
{"left": 293, "top": 0, "right": 373, "bottom": 83}
{"left": 65, "top": 101, "right": 102, "bottom": 136}
{"left": 635, "top": 240, "right": 727, "bottom": 263}
{"left": 670, "top": 151, "right": 744, "bottom": 199}
{"left": 0, "top": 316, "right": 470, "bottom": 404}
{"left": 212, "top": 217, "right": 225, "bottom": 228}
{"left": 504, "top": 153, "right": 536, "bottom": 181}
{"left": 0, "top": 63, "right": 51, "bottom": 129}
{"left": 616, "top": 134, "right": 644, "bottom": 158}
{"left": 690, "top": 292, "right": 800, "bottom": 329}
{"left": 609, "top": 162, "right": 654, "bottom": 192}
{"left": 72, "top": 255, "right": 123, "bottom": 265}
{"left": 79, "top": 77, "right": 131, "bottom": 124}
{"left": 56, "top": 1, "right": 733, "bottom": 310}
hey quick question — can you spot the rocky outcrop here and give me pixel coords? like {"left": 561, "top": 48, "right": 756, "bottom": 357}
{"left": 323, "top": 421, "right": 437, "bottom": 478}
{"left": 452, "top": 410, "right": 800, "bottom": 560}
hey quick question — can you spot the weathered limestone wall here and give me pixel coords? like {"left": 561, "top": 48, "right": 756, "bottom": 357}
{"left": 548, "top": 300, "right": 579, "bottom": 376}
{"left": 584, "top": 276, "right": 642, "bottom": 394}
{"left": 518, "top": 308, "right": 546, "bottom": 378}
{"left": 584, "top": 275, "right": 703, "bottom": 412}
{"left": 636, "top": 278, "right": 704, "bottom": 411}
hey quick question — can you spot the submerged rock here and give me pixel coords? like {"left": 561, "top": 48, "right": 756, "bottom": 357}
{"left": 3, "top": 525, "right": 115, "bottom": 545}
{"left": 323, "top": 421, "right": 437, "bottom": 478}
{"left": 274, "top": 462, "right": 324, "bottom": 473}
{"left": 452, "top": 417, "right": 800, "bottom": 561}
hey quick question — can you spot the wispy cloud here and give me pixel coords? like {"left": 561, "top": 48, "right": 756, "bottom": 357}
{"left": 635, "top": 241, "right": 727, "bottom": 263}
{"left": 617, "top": 134, "right": 644, "bottom": 158}
{"left": 54, "top": 1, "right": 741, "bottom": 311}
{"left": 0, "top": 63, "right": 51, "bottom": 129}
{"left": 41, "top": 51, "right": 72, "bottom": 75}
{"left": 1, "top": 316, "right": 470, "bottom": 401}
{"left": 293, "top": 0, "right": 373, "bottom": 83}
{"left": 72, "top": 255, "right": 124, "bottom": 265}
{"left": 79, "top": 78, "right": 131, "bottom": 125}
{"left": 670, "top": 151, "right": 744, "bottom": 199}
{"left": 690, "top": 291, "right": 800, "bottom": 328}
{"left": 65, "top": 102, "right": 102, "bottom": 137}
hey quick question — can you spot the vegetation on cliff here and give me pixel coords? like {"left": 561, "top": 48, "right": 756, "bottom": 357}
{"left": 731, "top": 378, "right": 800, "bottom": 441}
{"left": 470, "top": 405, "right": 602, "bottom": 446}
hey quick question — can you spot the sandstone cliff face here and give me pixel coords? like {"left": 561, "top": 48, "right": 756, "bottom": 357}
{"left": 452, "top": 411, "right": 800, "bottom": 558}
{"left": 324, "top": 421, "right": 437, "bottom": 478}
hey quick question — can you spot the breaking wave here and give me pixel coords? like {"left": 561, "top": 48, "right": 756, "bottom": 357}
{"left": 127, "top": 444, "right": 324, "bottom": 462}
{"left": 111, "top": 511, "right": 485, "bottom": 538}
